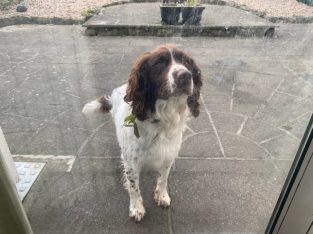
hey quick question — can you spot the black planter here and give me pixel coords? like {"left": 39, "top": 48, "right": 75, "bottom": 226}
{"left": 298, "top": 0, "right": 313, "bottom": 6}
{"left": 181, "top": 6, "right": 205, "bottom": 25}
{"left": 160, "top": 5, "right": 182, "bottom": 25}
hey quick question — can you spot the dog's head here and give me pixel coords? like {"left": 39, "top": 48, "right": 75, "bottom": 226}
{"left": 124, "top": 45, "right": 202, "bottom": 121}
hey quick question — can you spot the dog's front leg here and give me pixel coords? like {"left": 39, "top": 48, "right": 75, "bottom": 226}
{"left": 123, "top": 162, "right": 145, "bottom": 221}
{"left": 154, "top": 160, "right": 173, "bottom": 207}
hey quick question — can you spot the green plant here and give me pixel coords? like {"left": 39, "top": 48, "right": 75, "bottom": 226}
{"left": 80, "top": 8, "right": 97, "bottom": 17}
{"left": 184, "top": 0, "right": 200, "bottom": 6}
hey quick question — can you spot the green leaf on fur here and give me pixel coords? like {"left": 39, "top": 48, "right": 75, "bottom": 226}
{"left": 123, "top": 113, "right": 140, "bottom": 138}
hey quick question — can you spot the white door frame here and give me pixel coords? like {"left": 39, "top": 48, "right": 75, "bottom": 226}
{"left": 266, "top": 114, "right": 313, "bottom": 233}
{"left": 0, "top": 127, "right": 33, "bottom": 234}
{"left": 0, "top": 127, "right": 18, "bottom": 183}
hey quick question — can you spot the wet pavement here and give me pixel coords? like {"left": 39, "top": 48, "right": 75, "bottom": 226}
{"left": 1, "top": 24, "right": 313, "bottom": 233}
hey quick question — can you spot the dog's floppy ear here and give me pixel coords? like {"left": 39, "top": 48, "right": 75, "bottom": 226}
{"left": 124, "top": 52, "right": 156, "bottom": 121}
{"left": 187, "top": 57, "right": 202, "bottom": 117}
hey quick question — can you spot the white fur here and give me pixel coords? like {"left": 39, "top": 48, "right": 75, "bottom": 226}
{"left": 167, "top": 48, "right": 189, "bottom": 93}
{"left": 81, "top": 100, "right": 102, "bottom": 118}
{"left": 83, "top": 83, "right": 189, "bottom": 221}
{"left": 168, "top": 63, "right": 189, "bottom": 93}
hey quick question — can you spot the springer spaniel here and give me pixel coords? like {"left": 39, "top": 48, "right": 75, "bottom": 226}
{"left": 82, "top": 45, "right": 202, "bottom": 221}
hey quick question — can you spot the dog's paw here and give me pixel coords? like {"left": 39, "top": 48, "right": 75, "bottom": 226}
{"left": 154, "top": 190, "right": 171, "bottom": 208}
{"left": 129, "top": 202, "right": 145, "bottom": 222}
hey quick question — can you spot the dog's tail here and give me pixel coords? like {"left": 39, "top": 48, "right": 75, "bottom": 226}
{"left": 82, "top": 95, "right": 112, "bottom": 118}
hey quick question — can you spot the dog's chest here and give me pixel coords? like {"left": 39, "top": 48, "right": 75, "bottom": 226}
{"left": 133, "top": 120, "right": 184, "bottom": 169}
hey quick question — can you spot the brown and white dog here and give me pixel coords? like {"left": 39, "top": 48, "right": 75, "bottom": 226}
{"left": 82, "top": 45, "right": 202, "bottom": 221}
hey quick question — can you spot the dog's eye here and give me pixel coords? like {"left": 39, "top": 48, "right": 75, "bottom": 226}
{"left": 153, "top": 57, "right": 169, "bottom": 66}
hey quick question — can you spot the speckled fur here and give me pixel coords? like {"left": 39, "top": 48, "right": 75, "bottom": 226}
{"left": 111, "top": 84, "right": 188, "bottom": 221}
{"left": 82, "top": 45, "right": 202, "bottom": 222}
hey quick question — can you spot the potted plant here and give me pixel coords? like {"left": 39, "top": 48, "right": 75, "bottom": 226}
{"left": 160, "top": 0, "right": 182, "bottom": 25}
{"left": 181, "top": 0, "right": 205, "bottom": 25}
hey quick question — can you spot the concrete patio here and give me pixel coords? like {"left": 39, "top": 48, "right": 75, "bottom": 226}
{"left": 0, "top": 24, "right": 313, "bottom": 233}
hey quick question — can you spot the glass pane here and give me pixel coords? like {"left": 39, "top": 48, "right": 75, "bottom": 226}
{"left": 1, "top": 0, "right": 312, "bottom": 233}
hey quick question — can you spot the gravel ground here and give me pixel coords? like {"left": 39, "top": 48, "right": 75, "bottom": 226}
{"left": 0, "top": 0, "right": 313, "bottom": 20}
{"left": 0, "top": 0, "right": 112, "bottom": 20}
{"left": 231, "top": 0, "right": 313, "bottom": 18}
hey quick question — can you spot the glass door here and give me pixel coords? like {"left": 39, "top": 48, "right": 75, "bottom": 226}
{"left": 267, "top": 114, "right": 313, "bottom": 233}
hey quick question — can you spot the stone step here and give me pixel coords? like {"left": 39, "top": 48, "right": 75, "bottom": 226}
{"left": 83, "top": 3, "right": 276, "bottom": 37}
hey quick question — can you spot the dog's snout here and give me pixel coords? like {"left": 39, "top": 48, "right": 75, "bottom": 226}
{"left": 176, "top": 69, "right": 192, "bottom": 85}
{"left": 169, "top": 65, "right": 193, "bottom": 95}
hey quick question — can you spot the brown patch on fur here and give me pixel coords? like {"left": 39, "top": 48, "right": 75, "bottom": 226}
{"left": 172, "top": 48, "right": 202, "bottom": 117}
{"left": 124, "top": 45, "right": 202, "bottom": 120}
{"left": 124, "top": 49, "right": 171, "bottom": 121}
{"left": 97, "top": 95, "right": 112, "bottom": 113}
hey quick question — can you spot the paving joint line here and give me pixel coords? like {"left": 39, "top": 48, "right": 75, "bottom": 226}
{"left": 13, "top": 154, "right": 76, "bottom": 172}
{"left": 236, "top": 116, "right": 248, "bottom": 135}
{"left": 200, "top": 95, "right": 226, "bottom": 157}
{"left": 253, "top": 78, "right": 285, "bottom": 118}
{"left": 230, "top": 73, "right": 236, "bottom": 112}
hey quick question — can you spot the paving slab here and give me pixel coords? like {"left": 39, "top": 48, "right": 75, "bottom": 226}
{"left": 210, "top": 111, "right": 245, "bottom": 133}
{"left": 280, "top": 112, "right": 312, "bottom": 139}
{"left": 171, "top": 159, "right": 291, "bottom": 233}
{"left": 22, "top": 157, "right": 291, "bottom": 234}
{"left": 181, "top": 131, "right": 223, "bottom": 158}
{"left": 23, "top": 158, "right": 169, "bottom": 234}
{"left": 241, "top": 118, "right": 285, "bottom": 144}
{"left": 83, "top": 3, "right": 275, "bottom": 37}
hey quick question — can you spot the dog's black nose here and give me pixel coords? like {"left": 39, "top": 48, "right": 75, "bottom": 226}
{"left": 177, "top": 69, "right": 192, "bottom": 86}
